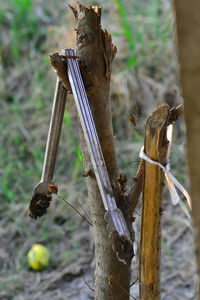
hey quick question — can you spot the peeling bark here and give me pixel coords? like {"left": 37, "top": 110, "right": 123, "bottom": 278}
{"left": 49, "top": 53, "right": 71, "bottom": 91}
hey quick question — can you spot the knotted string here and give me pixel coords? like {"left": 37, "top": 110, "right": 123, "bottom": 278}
{"left": 139, "top": 125, "right": 191, "bottom": 209}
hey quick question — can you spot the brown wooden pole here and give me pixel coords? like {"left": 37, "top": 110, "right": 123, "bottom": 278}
{"left": 174, "top": 1, "right": 200, "bottom": 296}
{"left": 139, "top": 104, "right": 170, "bottom": 300}
{"left": 69, "top": 4, "right": 134, "bottom": 299}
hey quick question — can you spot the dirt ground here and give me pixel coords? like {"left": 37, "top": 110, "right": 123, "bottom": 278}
{"left": 0, "top": 142, "right": 197, "bottom": 300}
{"left": 0, "top": 199, "right": 196, "bottom": 300}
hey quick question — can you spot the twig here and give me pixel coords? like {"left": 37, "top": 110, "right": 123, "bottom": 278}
{"left": 57, "top": 195, "right": 93, "bottom": 226}
{"left": 108, "top": 275, "right": 137, "bottom": 299}
{"left": 82, "top": 273, "right": 95, "bottom": 292}
{"left": 130, "top": 277, "right": 139, "bottom": 287}
{"left": 77, "top": 200, "right": 93, "bottom": 226}
{"left": 134, "top": 210, "right": 141, "bottom": 217}
{"left": 167, "top": 104, "right": 183, "bottom": 125}
{"left": 128, "top": 159, "right": 144, "bottom": 214}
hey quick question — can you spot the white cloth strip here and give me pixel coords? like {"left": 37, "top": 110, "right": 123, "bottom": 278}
{"left": 139, "top": 146, "right": 191, "bottom": 209}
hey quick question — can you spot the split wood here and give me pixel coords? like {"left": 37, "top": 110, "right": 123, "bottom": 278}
{"left": 139, "top": 104, "right": 183, "bottom": 300}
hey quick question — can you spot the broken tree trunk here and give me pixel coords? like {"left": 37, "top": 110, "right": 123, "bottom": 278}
{"left": 70, "top": 4, "right": 134, "bottom": 299}
{"left": 139, "top": 104, "right": 170, "bottom": 300}
{"left": 174, "top": 1, "right": 200, "bottom": 296}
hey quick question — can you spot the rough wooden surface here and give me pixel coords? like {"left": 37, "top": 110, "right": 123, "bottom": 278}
{"left": 128, "top": 160, "right": 144, "bottom": 214}
{"left": 49, "top": 53, "right": 71, "bottom": 91}
{"left": 139, "top": 104, "right": 170, "bottom": 300}
{"left": 174, "top": 2, "right": 200, "bottom": 297}
{"left": 70, "top": 4, "right": 133, "bottom": 299}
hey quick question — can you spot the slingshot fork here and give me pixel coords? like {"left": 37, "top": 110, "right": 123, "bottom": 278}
{"left": 28, "top": 79, "right": 67, "bottom": 219}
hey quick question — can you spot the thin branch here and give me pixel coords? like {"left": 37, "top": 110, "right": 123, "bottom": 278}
{"left": 82, "top": 274, "right": 95, "bottom": 292}
{"left": 128, "top": 160, "right": 144, "bottom": 214}
{"left": 108, "top": 275, "right": 137, "bottom": 300}
{"left": 57, "top": 195, "right": 93, "bottom": 226}
{"left": 77, "top": 200, "right": 93, "bottom": 226}
{"left": 130, "top": 277, "right": 139, "bottom": 287}
{"left": 167, "top": 104, "right": 183, "bottom": 125}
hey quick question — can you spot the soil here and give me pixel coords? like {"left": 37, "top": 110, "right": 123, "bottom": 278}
{"left": 0, "top": 145, "right": 197, "bottom": 300}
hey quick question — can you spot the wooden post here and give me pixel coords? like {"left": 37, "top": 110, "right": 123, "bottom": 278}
{"left": 174, "top": 1, "right": 200, "bottom": 296}
{"left": 139, "top": 104, "right": 170, "bottom": 300}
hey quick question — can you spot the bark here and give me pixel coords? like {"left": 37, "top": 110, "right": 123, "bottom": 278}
{"left": 49, "top": 53, "right": 71, "bottom": 92}
{"left": 70, "top": 4, "right": 133, "bottom": 299}
{"left": 139, "top": 104, "right": 170, "bottom": 300}
{"left": 174, "top": 1, "right": 200, "bottom": 296}
{"left": 128, "top": 160, "right": 144, "bottom": 214}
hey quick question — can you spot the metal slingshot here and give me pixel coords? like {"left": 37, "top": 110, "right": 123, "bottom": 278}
{"left": 29, "top": 49, "right": 130, "bottom": 242}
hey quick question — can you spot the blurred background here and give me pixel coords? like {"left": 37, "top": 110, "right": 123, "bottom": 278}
{"left": 0, "top": 0, "right": 196, "bottom": 299}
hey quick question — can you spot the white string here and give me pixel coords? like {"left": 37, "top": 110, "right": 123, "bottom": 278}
{"left": 139, "top": 125, "right": 191, "bottom": 209}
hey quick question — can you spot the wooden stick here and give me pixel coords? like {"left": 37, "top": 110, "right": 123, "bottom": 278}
{"left": 139, "top": 104, "right": 170, "bottom": 300}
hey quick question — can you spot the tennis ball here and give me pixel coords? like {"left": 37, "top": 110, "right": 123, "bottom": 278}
{"left": 27, "top": 244, "right": 50, "bottom": 271}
